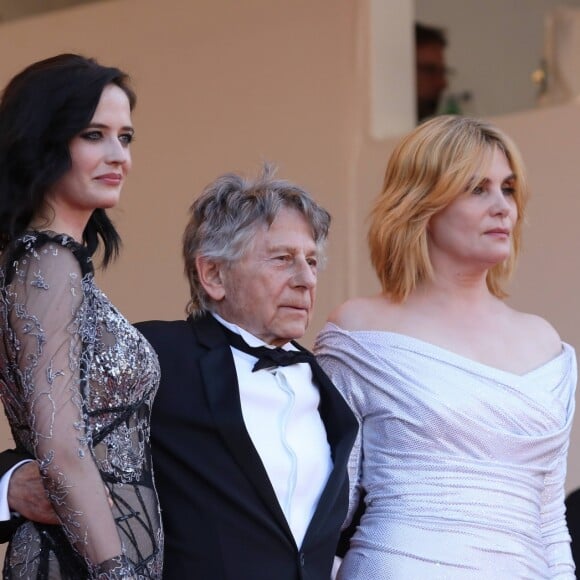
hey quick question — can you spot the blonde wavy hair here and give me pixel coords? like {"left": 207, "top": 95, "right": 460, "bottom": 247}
{"left": 368, "top": 115, "right": 528, "bottom": 302}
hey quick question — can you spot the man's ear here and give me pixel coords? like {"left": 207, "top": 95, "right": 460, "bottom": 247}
{"left": 196, "top": 256, "right": 226, "bottom": 301}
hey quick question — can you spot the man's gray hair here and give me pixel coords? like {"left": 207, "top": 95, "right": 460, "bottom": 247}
{"left": 183, "top": 164, "right": 331, "bottom": 316}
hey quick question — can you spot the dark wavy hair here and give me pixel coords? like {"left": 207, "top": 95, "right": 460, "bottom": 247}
{"left": 0, "top": 53, "right": 136, "bottom": 266}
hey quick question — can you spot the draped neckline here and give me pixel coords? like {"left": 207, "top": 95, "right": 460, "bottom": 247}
{"left": 323, "top": 322, "right": 572, "bottom": 384}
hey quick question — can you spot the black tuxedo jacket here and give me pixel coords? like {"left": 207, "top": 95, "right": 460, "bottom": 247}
{"left": 0, "top": 314, "right": 358, "bottom": 579}
{"left": 136, "top": 314, "right": 357, "bottom": 580}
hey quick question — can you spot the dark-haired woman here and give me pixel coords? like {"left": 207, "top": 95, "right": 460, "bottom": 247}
{"left": 0, "top": 55, "right": 162, "bottom": 578}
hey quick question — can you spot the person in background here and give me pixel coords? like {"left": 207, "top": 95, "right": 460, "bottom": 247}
{"left": 0, "top": 54, "right": 163, "bottom": 578}
{"left": 416, "top": 22, "right": 449, "bottom": 122}
{"left": 1, "top": 165, "right": 358, "bottom": 579}
{"left": 316, "top": 115, "right": 576, "bottom": 578}
{"left": 566, "top": 488, "right": 580, "bottom": 578}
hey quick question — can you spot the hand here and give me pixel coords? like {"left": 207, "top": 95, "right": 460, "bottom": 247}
{"left": 7, "top": 461, "right": 114, "bottom": 525}
{"left": 7, "top": 462, "right": 58, "bottom": 525}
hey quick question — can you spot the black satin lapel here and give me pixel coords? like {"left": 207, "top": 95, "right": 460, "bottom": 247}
{"left": 312, "top": 360, "right": 357, "bottom": 450}
{"left": 303, "top": 360, "right": 358, "bottom": 542}
{"left": 198, "top": 329, "right": 293, "bottom": 540}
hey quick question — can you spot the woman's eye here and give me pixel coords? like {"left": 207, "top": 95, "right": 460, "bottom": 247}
{"left": 472, "top": 185, "right": 484, "bottom": 195}
{"left": 81, "top": 131, "right": 102, "bottom": 141}
{"left": 502, "top": 179, "right": 516, "bottom": 196}
{"left": 119, "top": 132, "right": 134, "bottom": 145}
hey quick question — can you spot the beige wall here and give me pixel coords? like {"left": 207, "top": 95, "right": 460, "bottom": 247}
{"left": 415, "top": 0, "right": 580, "bottom": 117}
{"left": 0, "top": 0, "right": 362, "bottom": 330}
{"left": 0, "top": 0, "right": 360, "bottom": 560}
{"left": 1, "top": 0, "right": 580, "bottom": 560}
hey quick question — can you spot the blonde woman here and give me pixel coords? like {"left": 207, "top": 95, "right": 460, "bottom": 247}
{"left": 316, "top": 116, "right": 576, "bottom": 578}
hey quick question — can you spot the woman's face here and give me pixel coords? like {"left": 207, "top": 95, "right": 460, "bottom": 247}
{"left": 428, "top": 146, "right": 518, "bottom": 271}
{"left": 47, "top": 84, "right": 133, "bottom": 220}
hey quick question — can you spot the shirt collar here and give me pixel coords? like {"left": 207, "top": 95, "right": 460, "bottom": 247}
{"left": 212, "top": 312, "right": 297, "bottom": 352}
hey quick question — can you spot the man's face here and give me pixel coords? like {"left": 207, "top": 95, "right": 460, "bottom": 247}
{"left": 416, "top": 42, "right": 448, "bottom": 121}
{"left": 214, "top": 207, "right": 319, "bottom": 347}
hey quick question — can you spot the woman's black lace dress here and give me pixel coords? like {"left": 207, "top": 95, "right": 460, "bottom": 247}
{"left": 0, "top": 232, "right": 163, "bottom": 579}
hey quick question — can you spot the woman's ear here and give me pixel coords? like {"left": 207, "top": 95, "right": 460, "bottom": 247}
{"left": 196, "top": 256, "right": 226, "bottom": 301}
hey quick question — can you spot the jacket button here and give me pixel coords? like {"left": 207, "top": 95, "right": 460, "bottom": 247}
{"left": 299, "top": 552, "right": 305, "bottom": 567}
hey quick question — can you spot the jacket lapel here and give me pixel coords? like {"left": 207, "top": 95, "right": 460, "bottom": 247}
{"left": 193, "top": 314, "right": 294, "bottom": 541}
{"left": 301, "top": 356, "right": 359, "bottom": 545}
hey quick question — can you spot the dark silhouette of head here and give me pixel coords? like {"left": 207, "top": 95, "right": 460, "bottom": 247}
{"left": 416, "top": 23, "right": 448, "bottom": 122}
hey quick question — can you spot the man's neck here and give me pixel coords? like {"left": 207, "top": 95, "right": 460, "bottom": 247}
{"left": 211, "top": 312, "right": 294, "bottom": 349}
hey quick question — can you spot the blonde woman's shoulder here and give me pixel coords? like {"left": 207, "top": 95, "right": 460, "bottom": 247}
{"left": 328, "top": 295, "right": 397, "bottom": 332}
{"left": 509, "top": 307, "right": 562, "bottom": 358}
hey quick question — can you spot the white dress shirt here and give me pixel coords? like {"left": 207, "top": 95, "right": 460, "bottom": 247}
{"left": 214, "top": 314, "right": 333, "bottom": 547}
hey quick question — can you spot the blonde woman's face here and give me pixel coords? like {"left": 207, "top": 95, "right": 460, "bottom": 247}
{"left": 427, "top": 147, "right": 517, "bottom": 270}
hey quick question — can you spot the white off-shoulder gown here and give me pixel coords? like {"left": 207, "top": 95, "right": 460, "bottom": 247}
{"left": 315, "top": 324, "right": 577, "bottom": 579}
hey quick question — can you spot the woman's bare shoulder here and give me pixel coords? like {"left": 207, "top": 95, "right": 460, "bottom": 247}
{"left": 327, "top": 295, "right": 398, "bottom": 331}
{"left": 507, "top": 307, "right": 562, "bottom": 357}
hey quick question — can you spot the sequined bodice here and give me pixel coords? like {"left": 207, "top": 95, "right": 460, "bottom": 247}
{"left": 0, "top": 232, "right": 163, "bottom": 579}
{"left": 315, "top": 324, "right": 577, "bottom": 579}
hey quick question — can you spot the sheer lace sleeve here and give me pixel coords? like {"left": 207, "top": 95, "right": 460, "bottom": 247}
{"left": 8, "top": 241, "right": 130, "bottom": 575}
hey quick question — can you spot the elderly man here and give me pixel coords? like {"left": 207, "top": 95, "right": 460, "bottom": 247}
{"left": 0, "top": 167, "right": 358, "bottom": 579}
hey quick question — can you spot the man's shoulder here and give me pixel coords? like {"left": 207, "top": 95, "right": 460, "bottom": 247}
{"left": 135, "top": 314, "right": 221, "bottom": 350}
{"left": 135, "top": 319, "right": 193, "bottom": 347}
{"left": 135, "top": 319, "right": 189, "bottom": 331}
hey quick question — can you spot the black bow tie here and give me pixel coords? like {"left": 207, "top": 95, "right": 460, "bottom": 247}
{"left": 219, "top": 323, "right": 316, "bottom": 372}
